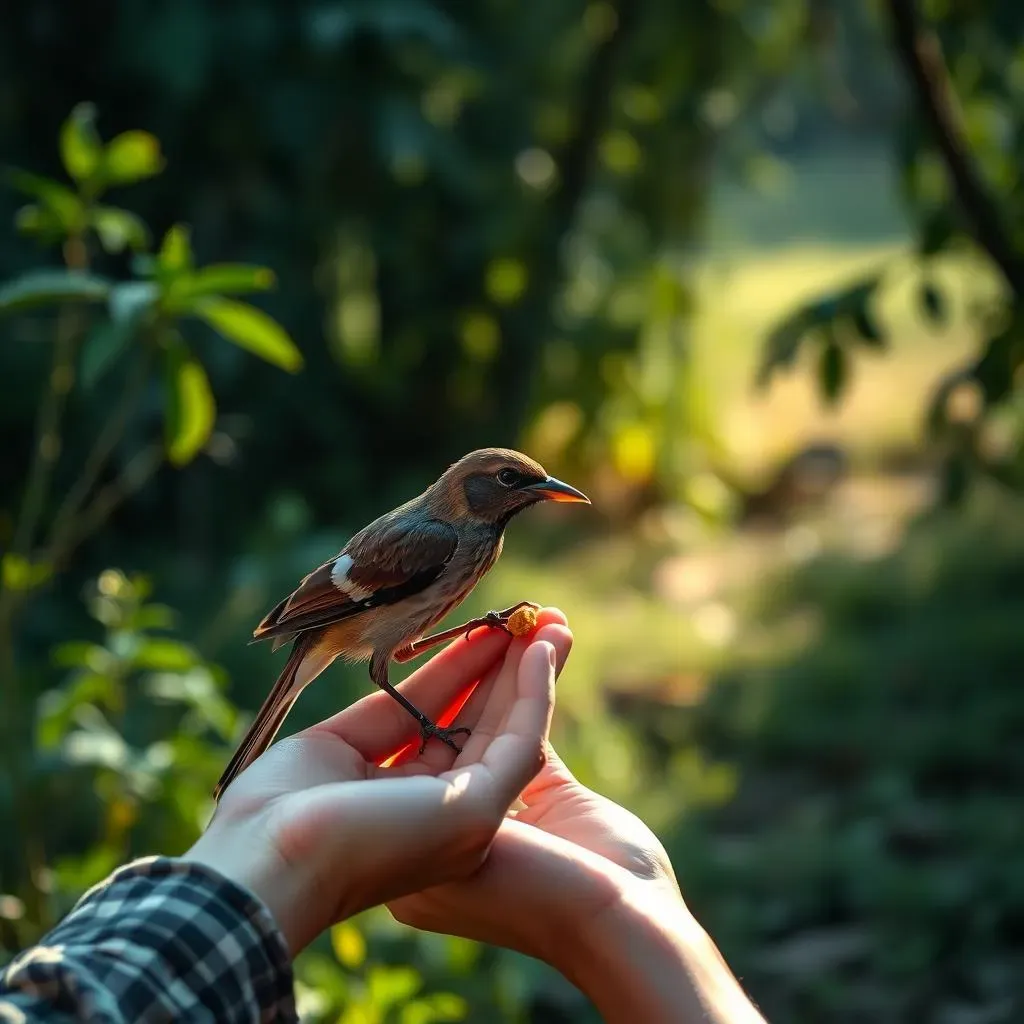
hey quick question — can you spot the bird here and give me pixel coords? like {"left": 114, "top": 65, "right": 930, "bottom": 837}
{"left": 213, "top": 447, "right": 590, "bottom": 802}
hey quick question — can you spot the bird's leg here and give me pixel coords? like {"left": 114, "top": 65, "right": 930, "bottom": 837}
{"left": 370, "top": 652, "right": 470, "bottom": 755}
{"left": 392, "top": 602, "right": 541, "bottom": 663}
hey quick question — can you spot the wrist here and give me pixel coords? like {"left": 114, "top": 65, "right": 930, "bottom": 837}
{"left": 561, "top": 882, "right": 765, "bottom": 1024}
{"left": 183, "top": 816, "right": 313, "bottom": 957}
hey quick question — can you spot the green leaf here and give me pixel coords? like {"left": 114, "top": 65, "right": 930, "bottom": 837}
{"left": 1, "top": 554, "right": 52, "bottom": 592}
{"left": 60, "top": 103, "right": 103, "bottom": 185}
{"left": 850, "top": 290, "right": 885, "bottom": 348}
{"left": 15, "top": 204, "right": 68, "bottom": 245}
{"left": 131, "top": 603, "right": 177, "bottom": 631}
{"left": 132, "top": 638, "right": 198, "bottom": 671}
{"left": 162, "top": 335, "right": 216, "bottom": 466}
{"left": 972, "top": 327, "right": 1023, "bottom": 405}
{"left": 758, "top": 308, "right": 811, "bottom": 386}
{"left": 0, "top": 270, "right": 111, "bottom": 315}
{"left": 193, "top": 297, "right": 303, "bottom": 372}
{"left": 401, "top": 993, "right": 468, "bottom": 1024}
{"left": 103, "top": 131, "right": 165, "bottom": 185}
{"left": 109, "top": 281, "right": 159, "bottom": 326}
{"left": 818, "top": 338, "right": 847, "bottom": 405}
{"left": 331, "top": 922, "right": 366, "bottom": 969}
{"left": 159, "top": 224, "right": 193, "bottom": 276}
{"left": 7, "top": 168, "right": 84, "bottom": 228}
{"left": 51, "top": 641, "right": 110, "bottom": 670}
{"left": 920, "top": 280, "right": 946, "bottom": 325}
{"left": 90, "top": 206, "right": 151, "bottom": 253}
{"left": 367, "top": 965, "right": 422, "bottom": 1012}
{"left": 851, "top": 308, "right": 884, "bottom": 348}
{"left": 164, "top": 264, "right": 277, "bottom": 310}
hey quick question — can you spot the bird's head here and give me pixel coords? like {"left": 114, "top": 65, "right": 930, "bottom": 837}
{"left": 432, "top": 447, "right": 590, "bottom": 527}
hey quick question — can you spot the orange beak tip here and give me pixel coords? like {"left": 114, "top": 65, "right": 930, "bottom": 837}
{"left": 527, "top": 476, "right": 591, "bottom": 504}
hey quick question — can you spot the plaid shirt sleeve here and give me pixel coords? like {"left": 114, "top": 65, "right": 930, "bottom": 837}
{"left": 0, "top": 856, "right": 297, "bottom": 1023}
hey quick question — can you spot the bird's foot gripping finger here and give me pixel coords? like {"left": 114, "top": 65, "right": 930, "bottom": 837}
{"left": 418, "top": 721, "right": 472, "bottom": 756}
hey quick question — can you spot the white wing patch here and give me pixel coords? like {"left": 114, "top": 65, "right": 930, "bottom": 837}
{"left": 330, "top": 553, "right": 374, "bottom": 602}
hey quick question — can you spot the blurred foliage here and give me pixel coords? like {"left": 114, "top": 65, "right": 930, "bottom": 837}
{"left": 3, "top": 0, "right": 1024, "bottom": 1021}
{"left": 670, "top": 487, "right": 1024, "bottom": 1022}
{"left": 758, "top": 0, "right": 1024, "bottom": 505}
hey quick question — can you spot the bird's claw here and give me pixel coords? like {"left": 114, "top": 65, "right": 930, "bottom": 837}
{"left": 417, "top": 721, "right": 472, "bottom": 756}
{"left": 462, "top": 602, "right": 541, "bottom": 642}
{"left": 463, "top": 609, "right": 510, "bottom": 641}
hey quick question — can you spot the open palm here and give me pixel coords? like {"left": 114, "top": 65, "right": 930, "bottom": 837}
{"left": 190, "top": 609, "right": 570, "bottom": 955}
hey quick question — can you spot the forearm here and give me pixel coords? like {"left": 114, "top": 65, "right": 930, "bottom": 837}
{"left": 564, "top": 891, "right": 766, "bottom": 1024}
{"left": 1, "top": 857, "right": 296, "bottom": 1023}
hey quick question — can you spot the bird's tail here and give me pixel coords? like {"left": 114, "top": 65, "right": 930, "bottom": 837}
{"left": 213, "top": 632, "right": 315, "bottom": 803}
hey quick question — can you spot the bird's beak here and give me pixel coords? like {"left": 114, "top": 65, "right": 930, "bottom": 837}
{"left": 523, "top": 476, "right": 591, "bottom": 504}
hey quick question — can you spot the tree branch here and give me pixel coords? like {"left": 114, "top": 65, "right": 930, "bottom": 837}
{"left": 47, "top": 444, "right": 163, "bottom": 570}
{"left": 886, "top": 0, "right": 1024, "bottom": 297}
{"left": 46, "top": 344, "right": 152, "bottom": 556}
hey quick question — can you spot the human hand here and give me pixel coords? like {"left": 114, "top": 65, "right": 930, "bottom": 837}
{"left": 182, "top": 609, "right": 571, "bottom": 956}
{"left": 389, "top": 687, "right": 765, "bottom": 1023}
{"left": 387, "top": 722, "right": 681, "bottom": 969}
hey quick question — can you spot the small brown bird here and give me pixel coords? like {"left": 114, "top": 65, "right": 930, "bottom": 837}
{"left": 213, "top": 448, "right": 589, "bottom": 801}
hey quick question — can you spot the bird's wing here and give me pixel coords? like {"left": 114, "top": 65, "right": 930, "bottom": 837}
{"left": 252, "top": 516, "right": 459, "bottom": 641}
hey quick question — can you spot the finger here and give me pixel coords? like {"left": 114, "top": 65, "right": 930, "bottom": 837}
{"left": 314, "top": 607, "right": 567, "bottom": 764}
{"left": 380, "top": 609, "right": 567, "bottom": 772}
{"left": 454, "top": 623, "right": 572, "bottom": 768}
{"left": 306, "top": 624, "right": 512, "bottom": 760}
{"left": 387, "top": 618, "right": 571, "bottom": 775}
{"left": 449, "top": 637, "right": 557, "bottom": 814}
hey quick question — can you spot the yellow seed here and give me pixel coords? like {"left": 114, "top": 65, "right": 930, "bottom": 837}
{"left": 507, "top": 604, "right": 539, "bottom": 637}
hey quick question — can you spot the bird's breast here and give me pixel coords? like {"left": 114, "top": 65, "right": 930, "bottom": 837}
{"left": 356, "top": 528, "right": 502, "bottom": 656}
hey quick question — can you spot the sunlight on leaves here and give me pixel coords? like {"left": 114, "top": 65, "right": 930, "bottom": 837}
{"left": 162, "top": 335, "right": 216, "bottom": 466}
{"left": 60, "top": 103, "right": 103, "bottom": 186}
{"left": 90, "top": 206, "right": 150, "bottom": 253}
{"left": 103, "top": 131, "right": 165, "bottom": 185}
{"left": 159, "top": 224, "right": 194, "bottom": 276}
{"left": 1, "top": 554, "right": 53, "bottom": 592}
{"left": 193, "top": 296, "right": 304, "bottom": 371}
{"left": 165, "top": 264, "right": 276, "bottom": 309}
{"left": 331, "top": 921, "right": 367, "bottom": 969}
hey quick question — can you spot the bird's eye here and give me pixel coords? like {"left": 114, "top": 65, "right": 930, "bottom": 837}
{"left": 497, "top": 468, "right": 520, "bottom": 487}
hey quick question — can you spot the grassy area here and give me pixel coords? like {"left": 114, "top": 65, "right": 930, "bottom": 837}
{"left": 691, "top": 242, "right": 992, "bottom": 478}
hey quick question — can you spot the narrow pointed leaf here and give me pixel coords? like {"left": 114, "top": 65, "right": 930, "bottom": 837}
{"left": 60, "top": 103, "right": 103, "bottom": 185}
{"left": 193, "top": 297, "right": 303, "bottom": 372}
{"left": 6, "top": 169, "right": 83, "bottom": 227}
{"left": 758, "top": 308, "right": 811, "bottom": 386}
{"left": 164, "top": 265, "right": 277, "bottom": 310}
{"left": 159, "top": 225, "right": 193, "bottom": 276}
{"left": 162, "top": 336, "right": 215, "bottom": 466}
{"left": 819, "top": 339, "right": 847, "bottom": 405}
{"left": 0, "top": 270, "right": 111, "bottom": 315}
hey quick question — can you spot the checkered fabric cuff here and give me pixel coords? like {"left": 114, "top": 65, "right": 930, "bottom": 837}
{"left": 0, "top": 856, "right": 296, "bottom": 1022}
